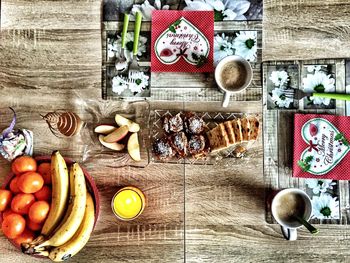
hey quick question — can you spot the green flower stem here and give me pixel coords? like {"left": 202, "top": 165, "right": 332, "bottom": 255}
{"left": 294, "top": 215, "right": 319, "bottom": 235}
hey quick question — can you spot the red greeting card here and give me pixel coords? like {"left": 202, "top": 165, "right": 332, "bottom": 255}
{"left": 151, "top": 10, "right": 214, "bottom": 72}
{"left": 293, "top": 114, "right": 350, "bottom": 180}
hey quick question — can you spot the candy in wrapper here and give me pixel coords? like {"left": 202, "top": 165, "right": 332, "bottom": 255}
{"left": 0, "top": 129, "right": 33, "bottom": 161}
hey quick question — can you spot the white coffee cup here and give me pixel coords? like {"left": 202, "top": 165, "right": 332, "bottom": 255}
{"left": 214, "top": 55, "right": 253, "bottom": 108}
{"left": 271, "top": 188, "right": 313, "bottom": 241}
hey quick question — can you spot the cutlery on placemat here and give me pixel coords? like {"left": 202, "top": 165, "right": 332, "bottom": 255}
{"left": 128, "top": 11, "right": 142, "bottom": 79}
{"left": 115, "top": 13, "right": 130, "bottom": 72}
{"left": 284, "top": 88, "right": 350, "bottom": 101}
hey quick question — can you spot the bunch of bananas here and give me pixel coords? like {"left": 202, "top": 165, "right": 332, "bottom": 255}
{"left": 21, "top": 151, "right": 95, "bottom": 262}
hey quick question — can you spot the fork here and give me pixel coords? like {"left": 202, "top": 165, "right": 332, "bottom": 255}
{"left": 128, "top": 11, "right": 142, "bottom": 79}
{"left": 284, "top": 89, "right": 350, "bottom": 101}
{"left": 115, "top": 13, "right": 130, "bottom": 73}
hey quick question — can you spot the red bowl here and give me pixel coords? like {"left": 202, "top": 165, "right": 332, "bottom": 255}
{"left": 0, "top": 156, "right": 100, "bottom": 250}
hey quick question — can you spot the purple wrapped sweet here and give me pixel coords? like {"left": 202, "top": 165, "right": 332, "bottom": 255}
{"left": 0, "top": 108, "right": 33, "bottom": 161}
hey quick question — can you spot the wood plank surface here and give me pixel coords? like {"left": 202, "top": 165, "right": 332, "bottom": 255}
{"left": 2, "top": 0, "right": 350, "bottom": 263}
{"left": 263, "top": 0, "right": 350, "bottom": 61}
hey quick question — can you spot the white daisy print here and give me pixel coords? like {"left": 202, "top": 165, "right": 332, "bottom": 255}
{"left": 312, "top": 194, "right": 339, "bottom": 219}
{"left": 307, "top": 65, "right": 322, "bottom": 73}
{"left": 214, "top": 33, "right": 234, "bottom": 66}
{"left": 112, "top": 76, "right": 128, "bottom": 95}
{"left": 271, "top": 87, "right": 293, "bottom": 108}
{"left": 108, "top": 32, "right": 147, "bottom": 62}
{"left": 305, "top": 179, "right": 336, "bottom": 195}
{"left": 269, "top": 70, "right": 289, "bottom": 87}
{"left": 302, "top": 71, "right": 335, "bottom": 106}
{"left": 129, "top": 72, "right": 150, "bottom": 93}
{"left": 232, "top": 31, "right": 257, "bottom": 61}
{"left": 131, "top": 0, "right": 170, "bottom": 21}
{"left": 184, "top": 0, "right": 250, "bottom": 21}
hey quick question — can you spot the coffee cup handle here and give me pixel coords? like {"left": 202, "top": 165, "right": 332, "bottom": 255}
{"left": 281, "top": 226, "right": 297, "bottom": 241}
{"left": 222, "top": 92, "right": 230, "bottom": 108}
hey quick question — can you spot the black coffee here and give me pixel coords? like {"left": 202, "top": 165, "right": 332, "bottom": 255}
{"left": 220, "top": 61, "right": 247, "bottom": 91}
{"left": 275, "top": 193, "right": 306, "bottom": 224}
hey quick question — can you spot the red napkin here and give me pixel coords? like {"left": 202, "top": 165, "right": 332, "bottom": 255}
{"left": 151, "top": 10, "right": 214, "bottom": 73}
{"left": 293, "top": 113, "right": 350, "bottom": 180}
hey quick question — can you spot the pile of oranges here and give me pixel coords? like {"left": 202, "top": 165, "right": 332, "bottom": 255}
{"left": 0, "top": 156, "right": 52, "bottom": 246}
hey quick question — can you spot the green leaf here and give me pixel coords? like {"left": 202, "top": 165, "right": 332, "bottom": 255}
{"left": 297, "top": 160, "right": 306, "bottom": 169}
{"left": 173, "top": 19, "right": 181, "bottom": 26}
{"left": 343, "top": 138, "right": 349, "bottom": 146}
{"left": 196, "top": 55, "right": 208, "bottom": 68}
{"left": 335, "top": 133, "right": 343, "bottom": 141}
{"left": 191, "top": 52, "right": 199, "bottom": 61}
{"left": 304, "top": 156, "right": 314, "bottom": 163}
{"left": 169, "top": 26, "right": 176, "bottom": 33}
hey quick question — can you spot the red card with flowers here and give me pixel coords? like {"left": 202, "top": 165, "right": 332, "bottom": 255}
{"left": 151, "top": 10, "right": 214, "bottom": 72}
{"left": 293, "top": 114, "right": 350, "bottom": 180}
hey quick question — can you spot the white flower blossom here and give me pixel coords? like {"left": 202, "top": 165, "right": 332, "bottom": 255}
{"left": 131, "top": 0, "right": 170, "bottom": 21}
{"left": 108, "top": 32, "right": 147, "bottom": 62}
{"left": 305, "top": 179, "right": 336, "bottom": 195}
{"left": 184, "top": 0, "right": 250, "bottom": 21}
{"left": 303, "top": 71, "right": 335, "bottom": 106}
{"left": 307, "top": 65, "right": 322, "bottom": 73}
{"left": 232, "top": 31, "right": 257, "bottom": 61}
{"left": 214, "top": 33, "right": 234, "bottom": 66}
{"left": 112, "top": 76, "right": 128, "bottom": 95}
{"left": 312, "top": 194, "right": 339, "bottom": 219}
{"left": 271, "top": 87, "right": 293, "bottom": 108}
{"left": 129, "top": 72, "right": 149, "bottom": 93}
{"left": 269, "top": 70, "right": 289, "bottom": 87}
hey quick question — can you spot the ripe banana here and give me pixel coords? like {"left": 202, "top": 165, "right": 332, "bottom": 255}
{"left": 49, "top": 192, "right": 95, "bottom": 262}
{"left": 41, "top": 151, "right": 69, "bottom": 236}
{"left": 35, "top": 162, "right": 87, "bottom": 249}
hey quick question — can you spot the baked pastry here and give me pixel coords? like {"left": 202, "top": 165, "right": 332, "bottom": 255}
{"left": 231, "top": 119, "right": 243, "bottom": 143}
{"left": 240, "top": 117, "right": 251, "bottom": 142}
{"left": 169, "top": 132, "right": 188, "bottom": 157}
{"left": 223, "top": 121, "right": 235, "bottom": 144}
{"left": 206, "top": 123, "right": 230, "bottom": 153}
{"left": 248, "top": 116, "right": 260, "bottom": 141}
{"left": 163, "top": 113, "right": 183, "bottom": 133}
{"left": 152, "top": 138, "right": 175, "bottom": 160}
{"left": 187, "top": 135, "right": 206, "bottom": 156}
{"left": 184, "top": 113, "right": 205, "bottom": 134}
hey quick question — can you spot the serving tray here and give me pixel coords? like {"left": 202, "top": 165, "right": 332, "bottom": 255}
{"left": 151, "top": 109, "right": 261, "bottom": 165}
{"left": 263, "top": 59, "right": 350, "bottom": 224}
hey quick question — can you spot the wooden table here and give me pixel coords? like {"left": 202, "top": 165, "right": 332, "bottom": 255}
{"left": 1, "top": 1, "right": 350, "bottom": 262}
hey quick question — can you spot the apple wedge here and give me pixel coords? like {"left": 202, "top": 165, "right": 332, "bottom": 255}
{"left": 94, "top": 125, "right": 116, "bottom": 135}
{"left": 127, "top": 132, "right": 141, "bottom": 161}
{"left": 99, "top": 135, "right": 125, "bottom": 151}
{"left": 103, "top": 125, "right": 129, "bottom": 143}
{"left": 115, "top": 114, "right": 140, "bottom": 133}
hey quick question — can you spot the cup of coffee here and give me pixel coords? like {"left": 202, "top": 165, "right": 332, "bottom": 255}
{"left": 214, "top": 55, "right": 253, "bottom": 107}
{"left": 271, "top": 188, "right": 313, "bottom": 241}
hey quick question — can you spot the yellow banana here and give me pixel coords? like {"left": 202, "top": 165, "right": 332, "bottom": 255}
{"left": 35, "top": 162, "right": 87, "bottom": 249}
{"left": 49, "top": 193, "right": 95, "bottom": 262}
{"left": 41, "top": 151, "right": 70, "bottom": 236}
{"left": 21, "top": 151, "right": 69, "bottom": 253}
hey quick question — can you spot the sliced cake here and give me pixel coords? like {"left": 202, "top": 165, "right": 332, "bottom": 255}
{"left": 240, "top": 117, "right": 251, "bottom": 142}
{"left": 231, "top": 119, "right": 243, "bottom": 143}
{"left": 206, "top": 123, "right": 230, "bottom": 153}
{"left": 248, "top": 116, "right": 260, "bottom": 141}
{"left": 223, "top": 120, "right": 236, "bottom": 145}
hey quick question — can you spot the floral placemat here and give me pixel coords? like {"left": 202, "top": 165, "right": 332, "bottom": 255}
{"left": 263, "top": 59, "right": 350, "bottom": 224}
{"left": 102, "top": 0, "right": 262, "bottom": 101}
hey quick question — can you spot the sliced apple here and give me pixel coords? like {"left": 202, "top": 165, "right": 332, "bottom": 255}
{"left": 127, "top": 132, "right": 141, "bottom": 161}
{"left": 115, "top": 114, "right": 140, "bottom": 133}
{"left": 94, "top": 125, "right": 117, "bottom": 135}
{"left": 98, "top": 135, "right": 125, "bottom": 151}
{"left": 103, "top": 125, "right": 129, "bottom": 143}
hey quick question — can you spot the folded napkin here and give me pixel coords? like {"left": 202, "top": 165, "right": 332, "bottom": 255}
{"left": 151, "top": 10, "right": 214, "bottom": 73}
{"left": 293, "top": 113, "right": 350, "bottom": 180}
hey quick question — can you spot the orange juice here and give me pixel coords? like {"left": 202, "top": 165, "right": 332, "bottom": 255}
{"left": 111, "top": 186, "right": 145, "bottom": 220}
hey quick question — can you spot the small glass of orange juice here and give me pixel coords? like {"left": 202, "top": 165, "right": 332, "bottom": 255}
{"left": 111, "top": 186, "right": 146, "bottom": 221}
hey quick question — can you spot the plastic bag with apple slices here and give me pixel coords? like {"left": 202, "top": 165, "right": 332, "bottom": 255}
{"left": 82, "top": 100, "right": 150, "bottom": 168}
